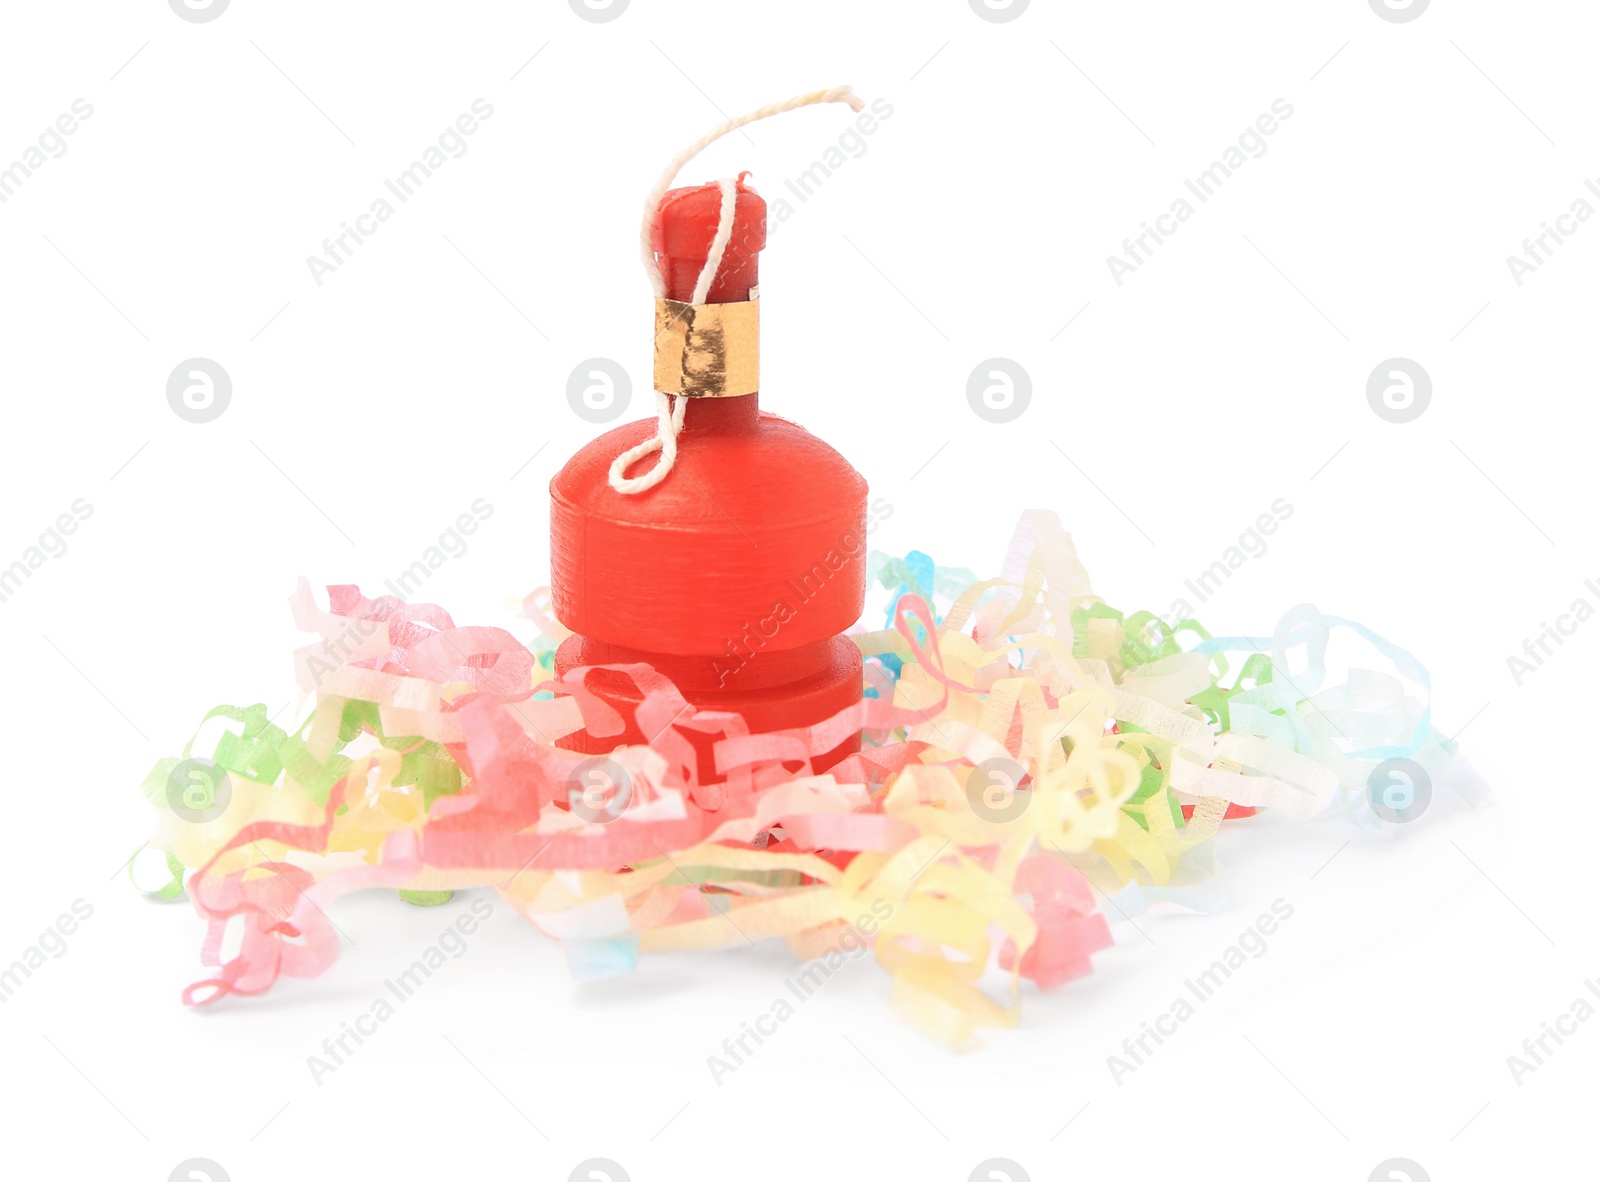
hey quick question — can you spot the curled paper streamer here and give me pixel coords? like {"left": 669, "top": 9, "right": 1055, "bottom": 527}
{"left": 139, "top": 511, "right": 1463, "bottom": 1044}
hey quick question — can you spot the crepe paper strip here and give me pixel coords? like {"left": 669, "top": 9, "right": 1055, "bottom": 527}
{"left": 1092, "top": 804, "right": 1209, "bottom": 888}
{"left": 139, "top": 510, "right": 1464, "bottom": 1044}
{"left": 182, "top": 774, "right": 361, "bottom": 1005}
{"left": 129, "top": 846, "right": 187, "bottom": 901}
{"left": 1194, "top": 610, "right": 1431, "bottom": 752}
{"left": 566, "top": 934, "right": 642, "bottom": 979}
{"left": 1169, "top": 755, "right": 1329, "bottom": 821}
{"left": 137, "top": 706, "right": 285, "bottom": 811}
{"left": 1120, "top": 745, "right": 1187, "bottom": 832}
{"left": 999, "top": 854, "right": 1112, "bottom": 989}
{"left": 868, "top": 550, "right": 978, "bottom": 626}
{"left": 1180, "top": 802, "right": 1256, "bottom": 822}
{"left": 195, "top": 704, "right": 288, "bottom": 784}
{"left": 399, "top": 890, "right": 455, "bottom": 906}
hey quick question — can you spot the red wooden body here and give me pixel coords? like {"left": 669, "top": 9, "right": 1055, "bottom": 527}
{"left": 550, "top": 179, "right": 868, "bottom": 768}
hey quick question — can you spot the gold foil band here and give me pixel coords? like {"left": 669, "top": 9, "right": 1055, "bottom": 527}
{"left": 653, "top": 293, "right": 760, "bottom": 398}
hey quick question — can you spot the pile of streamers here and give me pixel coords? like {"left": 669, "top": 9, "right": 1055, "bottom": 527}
{"left": 136, "top": 511, "right": 1460, "bottom": 1045}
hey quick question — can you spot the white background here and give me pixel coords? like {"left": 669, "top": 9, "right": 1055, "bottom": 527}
{"left": 0, "top": 1, "right": 1588, "bottom": 1179}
